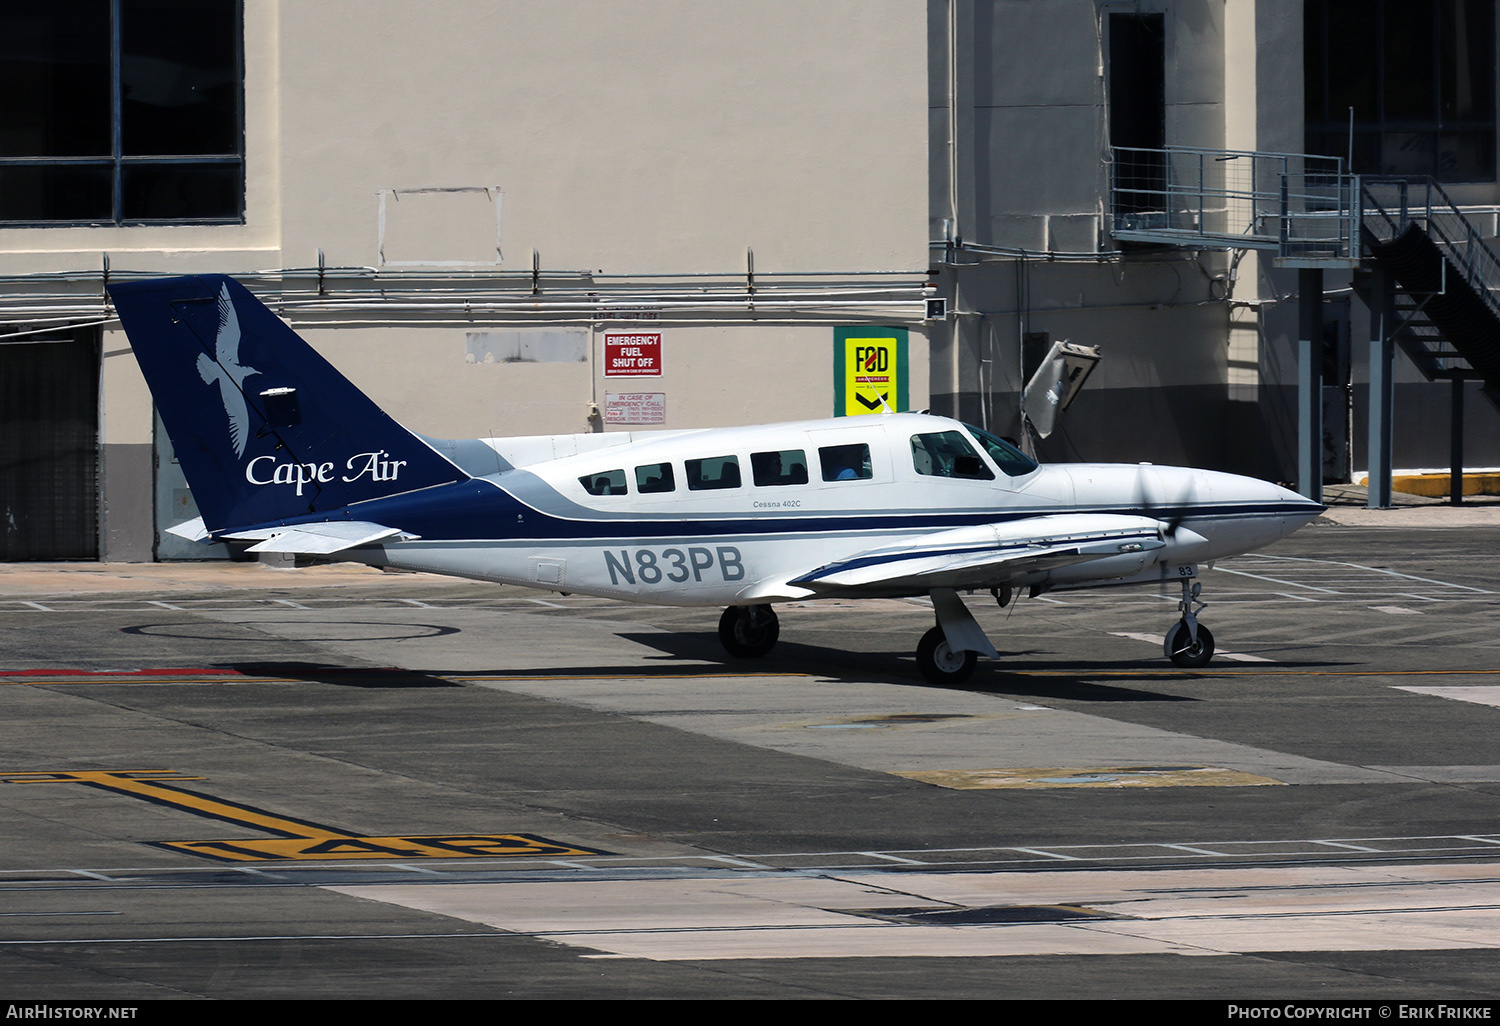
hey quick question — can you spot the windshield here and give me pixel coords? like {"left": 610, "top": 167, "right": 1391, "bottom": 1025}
{"left": 963, "top": 423, "right": 1039, "bottom": 477}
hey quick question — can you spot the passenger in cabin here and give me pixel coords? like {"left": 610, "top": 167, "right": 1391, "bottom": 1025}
{"left": 819, "top": 443, "right": 872, "bottom": 482}
{"left": 751, "top": 449, "right": 809, "bottom": 487}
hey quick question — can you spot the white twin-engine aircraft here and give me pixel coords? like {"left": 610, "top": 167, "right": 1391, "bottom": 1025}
{"left": 109, "top": 275, "right": 1324, "bottom": 683}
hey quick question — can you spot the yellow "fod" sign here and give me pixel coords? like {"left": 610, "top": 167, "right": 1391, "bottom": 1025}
{"left": 834, "top": 328, "right": 908, "bottom": 417}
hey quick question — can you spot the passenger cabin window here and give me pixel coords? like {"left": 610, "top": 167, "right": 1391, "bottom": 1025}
{"left": 686, "top": 455, "right": 741, "bottom": 490}
{"left": 964, "top": 423, "right": 1039, "bottom": 476}
{"left": 635, "top": 463, "right": 675, "bottom": 493}
{"left": 911, "top": 431, "right": 995, "bottom": 480}
{"left": 751, "top": 449, "right": 808, "bottom": 486}
{"left": 580, "top": 469, "right": 628, "bottom": 495}
{"left": 818, "top": 443, "right": 872, "bottom": 481}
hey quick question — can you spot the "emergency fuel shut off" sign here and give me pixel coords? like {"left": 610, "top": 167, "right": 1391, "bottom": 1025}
{"left": 603, "top": 331, "right": 662, "bottom": 377}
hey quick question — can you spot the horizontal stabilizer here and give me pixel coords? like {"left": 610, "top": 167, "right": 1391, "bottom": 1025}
{"left": 165, "top": 516, "right": 210, "bottom": 543}
{"left": 223, "top": 521, "right": 409, "bottom": 555}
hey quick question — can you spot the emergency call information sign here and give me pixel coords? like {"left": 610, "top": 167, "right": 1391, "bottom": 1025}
{"left": 833, "top": 326, "right": 908, "bottom": 416}
{"left": 603, "top": 331, "right": 662, "bottom": 377}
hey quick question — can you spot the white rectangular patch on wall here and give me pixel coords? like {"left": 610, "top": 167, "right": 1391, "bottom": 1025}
{"left": 465, "top": 330, "right": 588, "bottom": 364}
{"left": 378, "top": 187, "right": 501, "bottom": 266}
{"left": 605, "top": 392, "right": 666, "bottom": 425}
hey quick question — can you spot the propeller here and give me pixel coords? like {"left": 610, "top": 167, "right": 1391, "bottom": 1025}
{"left": 1133, "top": 464, "right": 1211, "bottom": 600}
{"left": 1134, "top": 463, "right": 1197, "bottom": 541}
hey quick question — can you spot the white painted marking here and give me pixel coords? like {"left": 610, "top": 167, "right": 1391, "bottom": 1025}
{"left": 525, "top": 598, "right": 566, "bottom": 609}
{"left": 1313, "top": 840, "right": 1383, "bottom": 852}
{"left": 1108, "top": 632, "right": 1271, "bottom": 662}
{"left": 1213, "top": 567, "right": 1341, "bottom": 593}
{"left": 1371, "top": 606, "right": 1421, "bottom": 615}
{"left": 1235, "top": 554, "right": 1495, "bottom": 594}
{"left": 330, "top": 862, "right": 1500, "bottom": 960}
{"left": 860, "top": 851, "right": 925, "bottom": 865}
{"left": 1389, "top": 626, "right": 1498, "bottom": 646}
{"left": 1393, "top": 686, "right": 1500, "bottom": 709}
{"left": 1111, "top": 632, "right": 1162, "bottom": 645}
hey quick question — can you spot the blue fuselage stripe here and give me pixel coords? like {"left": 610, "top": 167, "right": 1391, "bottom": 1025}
{"left": 232, "top": 479, "right": 1320, "bottom": 545}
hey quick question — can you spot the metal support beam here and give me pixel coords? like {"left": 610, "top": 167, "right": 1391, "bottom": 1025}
{"left": 1367, "top": 268, "right": 1395, "bottom": 509}
{"left": 1297, "top": 268, "right": 1324, "bottom": 502}
{"left": 1451, "top": 375, "right": 1466, "bottom": 506}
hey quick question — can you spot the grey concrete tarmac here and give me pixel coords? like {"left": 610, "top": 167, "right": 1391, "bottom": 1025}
{"left": 3, "top": 518, "right": 1500, "bottom": 999}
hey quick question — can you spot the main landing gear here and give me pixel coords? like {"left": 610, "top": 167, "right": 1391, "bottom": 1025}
{"left": 914, "top": 589, "right": 1000, "bottom": 685}
{"left": 916, "top": 626, "right": 978, "bottom": 685}
{"left": 1164, "top": 570, "right": 1215, "bottom": 668}
{"left": 718, "top": 604, "right": 780, "bottom": 658}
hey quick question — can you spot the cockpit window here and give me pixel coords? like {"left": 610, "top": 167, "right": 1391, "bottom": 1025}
{"left": 911, "top": 431, "right": 994, "bottom": 480}
{"left": 580, "top": 469, "right": 628, "bottom": 495}
{"left": 964, "top": 423, "right": 1039, "bottom": 476}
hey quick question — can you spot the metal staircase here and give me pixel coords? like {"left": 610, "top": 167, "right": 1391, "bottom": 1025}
{"left": 1359, "top": 178, "right": 1500, "bottom": 409}
{"left": 1109, "top": 145, "right": 1500, "bottom": 505}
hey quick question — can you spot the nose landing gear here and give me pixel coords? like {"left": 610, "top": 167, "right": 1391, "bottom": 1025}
{"left": 1164, "top": 571, "right": 1214, "bottom": 667}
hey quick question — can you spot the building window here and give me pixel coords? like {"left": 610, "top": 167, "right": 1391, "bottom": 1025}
{"left": 0, "top": 0, "right": 243, "bottom": 225}
{"left": 1306, "top": 0, "right": 1496, "bottom": 182}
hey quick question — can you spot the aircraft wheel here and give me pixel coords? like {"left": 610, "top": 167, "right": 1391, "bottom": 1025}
{"left": 1164, "top": 621, "right": 1215, "bottom": 668}
{"left": 718, "top": 605, "right": 779, "bottom": 658}
{"left": 916, "top": 626, "right": 977, "bottom": 685}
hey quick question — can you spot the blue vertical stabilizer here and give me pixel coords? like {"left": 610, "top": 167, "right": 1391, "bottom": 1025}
{"left": 109, "top": 275, "right": 467, "bottom": 533}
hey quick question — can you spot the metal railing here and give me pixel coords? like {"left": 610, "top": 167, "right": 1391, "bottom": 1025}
{"left": 1362, "top": 176, "right": 1500, "bottom": 325}
{"left": 1111, "top": 146, "right": 1359, "bottom": 261}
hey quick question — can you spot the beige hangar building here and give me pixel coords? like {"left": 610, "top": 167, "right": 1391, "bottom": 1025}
{"left": 1, "top": 1, "right": 1497, "bottom": 562}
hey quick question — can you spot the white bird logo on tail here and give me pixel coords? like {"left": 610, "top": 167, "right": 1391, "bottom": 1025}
{"left": 196, "top": 283, "right": 259, "bottom": 457}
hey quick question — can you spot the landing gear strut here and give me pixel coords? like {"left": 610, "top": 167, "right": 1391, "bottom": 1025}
{"left": 1164, "top": 571, "right": 1214, "bottom": 668}
{"left": 913, "top": 589, "right": 999, "bottom": 685}
{"left": 718, "top": 604, "right": 780, "bottom": 658}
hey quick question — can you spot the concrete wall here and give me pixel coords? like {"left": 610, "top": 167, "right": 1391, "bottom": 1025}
{"left": 930, "top": 0, "right": 1239, "bottom": 469}
{"left": 0, "top": 1, "right": 933, "bottom": 560}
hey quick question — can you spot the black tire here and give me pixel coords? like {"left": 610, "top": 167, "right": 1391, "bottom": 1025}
{"left": 1164, "top": 621, "right": 1215, "bottom": 668}
{"left": 718, "top": 604, "right": 780, "bottom": 657}
{"left": 916, "top": 626, "right": 978, "bottom": 685}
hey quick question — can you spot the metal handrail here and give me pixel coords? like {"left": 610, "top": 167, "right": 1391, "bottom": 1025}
{"left": 1110, "top": 145, "right": 1357, "bottom": 259}
{"left": 1361, "top": 177, "right": 1500, "bottom": 324}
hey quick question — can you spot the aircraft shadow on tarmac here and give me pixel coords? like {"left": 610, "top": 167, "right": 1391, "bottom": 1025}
{"left": 610, "top": 630, "right": 1213, "bottom": 702}
{"left": 211, "top": 662, "right": 464, "bottom": 688}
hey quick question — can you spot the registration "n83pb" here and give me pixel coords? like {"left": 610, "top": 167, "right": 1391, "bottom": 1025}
{"left": 603, "top": 546, "right": 745, "bottom": 585}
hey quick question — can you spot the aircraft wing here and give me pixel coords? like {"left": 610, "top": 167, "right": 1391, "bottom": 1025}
{"left": 764, "top": 513, "right": 1166, "bottom": 597}
{"left": 220, "top": 520, "right": 411, "bottom": 555}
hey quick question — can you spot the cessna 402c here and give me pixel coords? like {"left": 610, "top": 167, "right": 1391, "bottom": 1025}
{"left": 109, "top": 275, "right": 1324, "bottom": 684}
